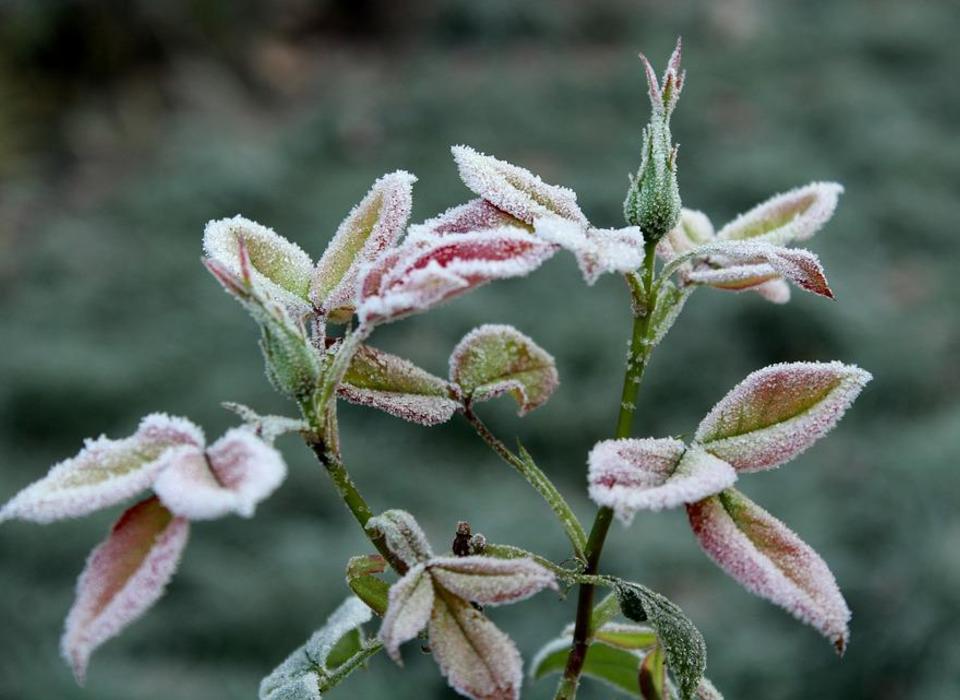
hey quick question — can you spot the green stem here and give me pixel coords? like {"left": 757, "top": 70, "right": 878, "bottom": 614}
{"left": 463, "top": 406, "right": 588, "bottom": 560}
{"left": 555, "top": 241, "right": 659, "bottom": 700}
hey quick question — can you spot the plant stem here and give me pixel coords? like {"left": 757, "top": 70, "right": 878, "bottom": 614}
{"left": 463, "top": 406, "right": 588, "bottom": 560}
{"left": 555, "top": 241, "right": 659, "bottom": 700}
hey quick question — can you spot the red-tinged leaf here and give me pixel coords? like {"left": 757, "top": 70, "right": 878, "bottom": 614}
{"left": 152, "top": 429, "right": 287, "bottom": 520}
{"left": 687, "top": 489, "right": 850, "bottom": 653}
{"left": 449, "top": 324, "right": 558, "bottom": 415}
{"left": 429, "top": 591, "right": 523, "bottom": 700}
{"left": 694, "top": 362, "right": 872, "bottom": 472}
{"left": 535, "top": 217, "right": 645, "bottom": 284}
{"left": 62, "top": 496, "right": 189, "bottom": 682}
{"left": 379, "top": 563, "right": 435, "bottom": 663}
{"left": 366, "top": 509, "right": 433, "bottom": 567}
{"left": 311, "top": 171, "right": 417, "bottom": 321}
{"left": 338, "top": 344, "right": 460, "bottom": 426}
{"left": 0, "top": 414, "right": 203, "bottom": 524}
{"left": 357, "top": 229, "right": 554, "bottom": 326}
{"left": 656, "top": 209, "right": 715, "bottom": 261}
{"left": 203, "top": 216, "right": 314, "bottom": 314}
{"left": 408, "top": 198, "right": 526, "bottom": 239}
{"left": 588, "top": 439, "right": 736, "bottom": 524}
{"left": 451, "top": 145, "right": 587, "bottom": 225}
{"left": 428, "top": 556, "right": 556, "bottom": 606}
{"left": 715, "top": 182, "right": 843, "bottom": 246}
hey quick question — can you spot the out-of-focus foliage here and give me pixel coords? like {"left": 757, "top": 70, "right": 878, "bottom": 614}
{"left": 0, "top": 1, "right": 958, "bottom": 698}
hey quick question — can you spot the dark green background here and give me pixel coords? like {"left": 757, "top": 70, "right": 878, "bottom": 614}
{"left": 1, "top": 1, "right": 957, "bottom": 698}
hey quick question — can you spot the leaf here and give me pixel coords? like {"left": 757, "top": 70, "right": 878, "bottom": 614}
{"left": 366, "top": 510, "right": 433, "bottom": 567}
{"left": 534, "top": 217, "right": 645, "bottom": 285}
{"left": 408, "top": 198, "right": 526, "bottom": 239}
{"left": 716, "top": 182, "right": 843, "bottom": 245}
{"left": 695, "top": 678, "right": 724, "bottom": 700}
{"left": 656, "top": 209, "right": 714, "bottom": 261}
{"left": 428, "top": 556, "right": 556, "bottom": 605}
{"left": 686, "top": 488, "right": 850, "bottom": 653}
{"left": 639, "top": 644, "right": 666, "bottom": 700}
{"left": 152, "top": 428, "right": 287, "bottom": 520}
{"left": 694, "top": 361, "right": 872, "bottom": 472}
{"left": 530, "top": 635, "right": 645, "bottom": 697}
{"left": 203, "top": 216, "right": 314, "bottom": 315}
{"left": 449, "top": 324, "right": 558, "bottom": 415}
{"left": 346, "top": 555, "right": 390, "bottom": 616}
{"left": 588, "top": 439, "right": 736, "bottom": 524}
{"left": 451, "top": 145, "right": 587, "bottom": 225}
{"left": 615, "top": 582, "right": 706, "bottom": 700}
{"left": 429, "top": 591, "right": 523, "bottom": 700}
{"left": 62, "top": 496, "right": 189, "bottom": 683}
{"left": 0, "top": 414, "right": 203, "bottom": 524}
{"left": 259, "top": 596, "right": 374, "bottom": 700}
{"left": 591, "top": 623, "right": 658, "bottom": 651}
{"left": 379, "top": 564, "right": 436, "bottom": 663}
{"left": 338, "top": 344, "right": 460, "bottom": 426}
{"left": 311, "top": 171, "right": 417, "bottom": 322}
{"left": 357, "top": 229, "right": 555, "bottom": 326}
{"left": 648, "top": 280, "right": 693, "bottom": 348}
{"left": 222, "top": 402, "right": 307, "bottom": 443}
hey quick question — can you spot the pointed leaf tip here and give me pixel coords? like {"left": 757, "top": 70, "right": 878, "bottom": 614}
{"left": 687, "top": 489, "right": 850, "bottom": 651}
{"left": 694, "top": 361, "right": 872, "bottom": 472}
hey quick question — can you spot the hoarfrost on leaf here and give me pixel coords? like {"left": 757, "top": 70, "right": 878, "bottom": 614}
{"left": 686, "top": 488, "right": 850, "bottom": 653}
{"left": 715, "top": 182, "right": 843, "bottom": 246}
{"left": 366, "top": 509, "right": 434, "bottom": 567}
{"left": 449, "top": 324, "right": 559, "bottom": 415}
{"left": 694, "top": 362, "right": 872, "bottom": 472}
{"left": 379, "top": 563, "right": 435, "bottom": 663}
{"left": 408, "top": 198, "right": 526, "bottom": 240}
{"left": 535, "top": 216, "right": 646, "bottom": 285}
{"left": 427, "top": 556, "right": 557, "bottom": 605}
{"left": 62, "top": 496, "right": 189, "bottom": 683}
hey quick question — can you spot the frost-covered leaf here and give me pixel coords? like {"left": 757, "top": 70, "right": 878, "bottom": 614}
{"left": 366, "top": 510, "right": 433, "bottom": 567}
{"left": 358, "top": 229, "right": 555, "bottom": 326}
{"left": 62, "top": 496, "right": 189, "bottom": 683}
{"left": 259, "top": 596, "right": 374, "bottom": 700}
{"left": 716, "top": 182, "right": 843, "bottom": 246}
{"left": 535, "top": 217, "right": 645, "bottom": 284}
{"left": 428, "top": 556, "right": 556, "bottom": 605}
{"left": 338, "top": 344, "right": 459, "bottom": 426}
{"left": 695, "top": 678, "right": 724, "bottom": 700}
{"left": 640, "top": 36, "right": 685, "bottom": 117}
{"left": 429, "top": 592, "right": 523, "bottom": 700}
{"left": 0, "top": 414, "right": 203, "bottom": 524}
{"left": 311, "top": 171, "right": 416, "bottom": 322}
{"left": 408, "top": 198, "right": 526, "bottom": 239}
{"left": 152, "top": 428, "right": 287, "bottom": 520}
{"left": 222, "top": 402, "right": 306, "bottom": 443}
{"left": 615, "top": 582, "right": 706, "bottom": 700}
{"left": 657, "top": 209, "right": 714, "bottom": 261}
{"left": 346, "top": 555, "right": 390, "bottom": 616}
{"left": 639, "top": 644, "right": 666, "bottom": 700}
{"left": 753, "top": 278, "right": 792, "bottom": 304}
{"left": 204, "top": 216, "right": 314, "bottom": 315}
{"left": 379, "top": 564, "right": 435, "bottom": 663}
{"left": 648, "top": 280, "right": 693, "bottom": 348}
{"left": 588, "top": 439, "right": 736, "bottom": 524}
{"left": 686, "top": 488, "right": 850, "bottom": 653}
{"left": 694, "top": 362, "right": 872, "bottom": 472}
{"left": 449, "top": 324, "right": 558, "bottom": 415}
{"left": 530, "top": 635, "right": 645, "bottom": 697}
{"left": 451, "top": 145, "right": 587, "bottom": 225}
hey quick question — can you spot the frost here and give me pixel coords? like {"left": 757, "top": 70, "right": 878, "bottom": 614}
{"left": 0, "top": 413, "right": 203, "bottom": 524}
{"left": 451, "top": 145, "right": 587, "bottom": 225}
{"left": 588, "top": 439, "right": 737, "bottom": 524}
{"left": 427, "top": 556, "right": 557, "bottom": 605}
{"left": 535, "top": 217, "right": 645, "bottom": 284}
{"left": 656, "top": 209, "right": 714, "bottom": 260}
{"left": 716, "top": 182, "right": 843, "bottom": 246}
{"left": 260, "top": 596, "right": 374, "bottom": 700}
{"left": 338, "top": 344, "right": 459, "bottom": 426}
{"left": 694, "top": 362, "right": 872, "bottom": 472}
{"left": 152, "top": 428, "right": 287, "bottom": 520}
{"left": 408, "top": 198, "right": 526, "bottom": 240}
{"left": 366, "top": 509, "right": 434, "bottom": 567}
{"left": 639, "top": 36, "right": 685, "bottom": 118}
{"left": 221, "top": 402, "right": 306, "bottom": 443}
{"left": 696, "top": 678, "right": 724, "bottom": 700}
{"left": 357, "top": 229, "right": 555, "bottom": 326}
{"left": 311, "top": 171, "right": 416, "bottom": 322}
{"left": 687, "top": 489, "right": 850, "bottom": 653}
{"left": 62, "top": 496, "right": 189, "bottom": 683}
{"left": 379, "top": 564, "right": 435, "bottom": 663}
{"left": 449, "top": 324, "right": 558, "bottom": 415}
{"left": 203, "top": 216, "right": 314, "bottom": 315}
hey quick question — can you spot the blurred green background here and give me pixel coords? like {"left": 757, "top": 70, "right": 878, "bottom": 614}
{"left": 1, "top": 1, "right": 958, "bottom": 698}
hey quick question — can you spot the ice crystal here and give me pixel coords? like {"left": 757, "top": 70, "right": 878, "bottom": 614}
{"left": 408, "top": 198, "right": 526, "bottom": 240}
{"left": 687, "top": 489, "right": 850, "bottom": 653}
{"left": 62, "top": 496, "right": 189, "bottom": 683}
{"left": 716, "top": 182, "right": 843, "bottom": 246}
{"left": 449, "top": 324, "right": 558, "bottom": 415}
{"left": 694, "top": 362, "right": 872, "bottom": 472}
{"left": 0, "top": 413, "right": 203, "bottom": 524}
{"left": 588, "top": 439, "right": 737, "bottom": 524}
{"left": 311, "top": 171, "right": 416, "bottom": 322}
{"left": 451, "top": 145, "right": 587, "bottom": 226}
{"left": 534, "top": 217, "right": 646, "bottom": 284}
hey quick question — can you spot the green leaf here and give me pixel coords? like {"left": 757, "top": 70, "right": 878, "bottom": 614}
{"left": 639, "top": 644, "right": 666, "bottom": 700}
{"left": 531, "top": 636, "right": 643, "bottom": 697}
{"left": 345, "top": 555, "right": 390, "bottom": 616}
{"left": 648, "top": 280, "right": 692, "bottom": 348}
{"left": 594, "top": 623, "right": 658, "bottom": 651}
{"left": 615, "top": 582, "right": 706, "bottom": 700}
